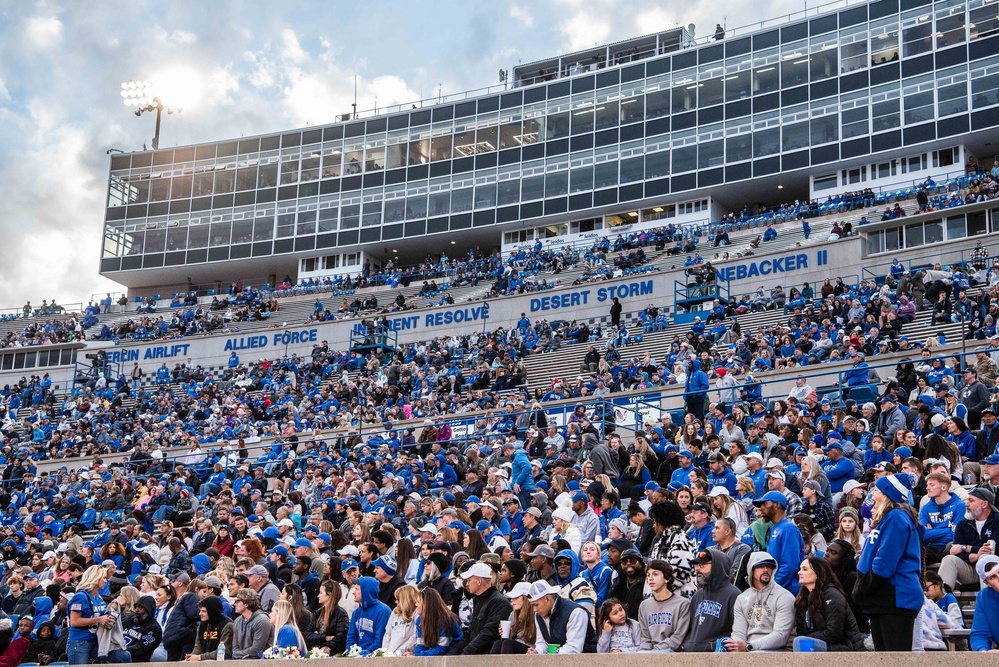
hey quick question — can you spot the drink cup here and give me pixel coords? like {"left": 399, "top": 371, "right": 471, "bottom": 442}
{"left": 548, "top": 644, "right": 560, "bottom": 654}
{"left": 500, "top": 621, "right": 511, "bottom": 639}
{"left": 798, "top": 638, "right": 816, "bottom": 652}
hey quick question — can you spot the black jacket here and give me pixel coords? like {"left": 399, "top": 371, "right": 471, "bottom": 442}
{"left": 304, "top": 605, "right": 349, "bottom": 655}
{"left": 448, "top": 586, "right": 512, "bottom": 655}
{"left": 123, "top": 598, "right": 163, "bottom": 663}
{"left": 418, "top": 574, "right": 457, "bottom": 609}
{"left": 794, "top": 587, "right": 865, "bottom": 651}
{"left": 163, "top": 591, "right": 201, "bottom": 650}
{"left": 609, "top": 570, "right": 646, "bottom": 620}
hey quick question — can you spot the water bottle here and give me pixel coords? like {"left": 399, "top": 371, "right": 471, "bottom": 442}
{"left": 216, "top": 645, "right": 225, "bottom": 661}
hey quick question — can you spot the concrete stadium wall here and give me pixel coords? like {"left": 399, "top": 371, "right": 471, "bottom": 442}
{"left": 120, "top": 651, "right": 996, "bottom": 666}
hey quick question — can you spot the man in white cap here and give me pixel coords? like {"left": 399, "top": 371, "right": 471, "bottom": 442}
{"left": 526, "top": 580, "right": 595, "bottom": 654}
{"left": 448, "top": 562, "right": 511, "bottom": 655}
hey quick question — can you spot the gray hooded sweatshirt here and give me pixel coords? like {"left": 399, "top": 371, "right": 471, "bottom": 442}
{"left": 731, "top": 552, "right": 796, "bottom": 651}
{"left": 684, "top": 549, "right": 742, "bottom": 652}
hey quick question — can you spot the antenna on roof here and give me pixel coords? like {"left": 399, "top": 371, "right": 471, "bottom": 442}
{"left": 351, "top": 75, "right": 357, "bottom": 120}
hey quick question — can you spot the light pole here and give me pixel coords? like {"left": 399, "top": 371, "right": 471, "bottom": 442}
{"left": 120, "top": 80, "right": 182, "bottom": 150}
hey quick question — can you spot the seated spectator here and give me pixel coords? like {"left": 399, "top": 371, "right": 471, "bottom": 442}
{"left": 232, "top": 588, "right": 274, "bottom": 659}
{"left": 725, "top": 552, "right": 795, "bottom": 652}
{"left": 526, "top": 580, "right": 595, "bottom": 654}
{"left": 793, "top": 557, "right": 864, "bottom": 651}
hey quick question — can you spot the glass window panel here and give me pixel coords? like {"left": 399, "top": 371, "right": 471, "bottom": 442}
{"left": 841, "top": 41, "right": 868, "bottom": 73}
{"left": 570, "top": 166, "right": 593, "bottom": 192}
{"left": 904, "top": 222, "right": 924, "bottom": 247}
{"left": 938, "top": 81, "right": 968, "bottom": 116}
{"left": 344, "top": 151, "right": 363, "bottom": 174}
{"left": 594, "top": 100, "right": 619, "bottom": 130}
{"left": 726, "top": 134, "right": 752, "bottom": 162}
{"left": 753, "top": 64, "right": 779, "bottom": 95}
{"left": 872, "top": 99, "right": 901, "bottom": 131}
{"left": 809, "top": 45, "right": 837, "bottom": 81}
{"left": 384, "top": 199, "right": 404, "bottom": 223}
{"left": 149, "top": 178, "right": 171, "bottom": 202}
{"left": 936, "top": 14, "right": 966, "bottom": 48}
{"left": 753, "top": 127, "right": 780, "bottom": 157}
{"left": 476, "top": 125, "right": 498, "bottom": 153}
{"left": 363, "top": 201, "right": 383, "bottom": 226}
{"left": 172, "top": 175, "right": 192, "bottom": 199}
{"left": 571, "top": 106, "right": 594, "bottom": 135}
{"left": 545, "top": 171, "right": 568, "bottom": 197}
{"left": 697, "top": 139, "right": 723, "bottom": 169}
{"left": 645, "top": 150, "right": 670, "bottom": 178}
{"left": 497, "top": 181, "right": 519, "bottom": 205}
{"left": 521, "top": 175, "right": 544, "bottom": 200}
{"left": 193, "top": 173, "right": 214, "bottom": 197}
{"left": 429, "top": 191, "right": 450, "bottom": 216}
{"left": 499, "top": 121, "right": 522, "bottom": 149}
{"left": 232, "top": 220, "right": 253, "bottom": 244}
{"left": 671, "top": 83, "right": 696, "bottom": 113}
{"left": 451, "top": 188, "right": 473, "bottom": 212}
{"left": 971, "top": 5, "right": 999, "bottom": 40}
{"left": 946, "top": 215, "right": 967, "bottom": 240}
{"left": 280, "top": 160, "right": 299, "bottom": 184}
{"left": 385, "top": 144, "right": 406, "bottom": 169}
{"left": 214, "top": 170, "right": 235, "bottom": 193}
{"left": 276, "top": 213, "right": 295, "bottom": 238}
{"left": 296, "top": 211, "right": 316, "bottom": 235}
{"left": 972, "top": 72, "right": 999, "bottom": 108}
{"left": 474, "top": 183, "right": 497, "bottom": 209}
{"left": 725, "top": 71, "right": 751, "bottom": 101}
{"left": 645, "top": 88, "right": 670, "bottom": 118}
{"left": 322, "top": 153, "right": 342, "bottom": 178}
{"left": 340, "top": 204, "right": 360, "bottom": 229}
{"left": 318, "top": 208, "right": 338, "bottom": 231}
{"left": 253, "top": 217, "right": 273, "bottom": 241}
{"left": 924, "top": 220, "right": 944, "bottom": 245}
{"left": 591, "top": 162, "right": 616, "bottom": 189}
{"left": 811, "top": 115, "right": 838, "bottom": 145}
{"left": 699, "top": 78, "right": 723, "bottom": 107}
{"left": 672, "top": 145, "right": 697, "bottom": 173}
{"left": 782, "top": 121, "right": 810, "bottom": 151}
{"left": 781, "top": 41, "right": 810, "bottom": 88}
{"left": 620, "top": 156, "right": 644, "bottom": 183}
{"left": 127, "top": 180, "right": 150, "bottom": 203}
{"left": 166, "top": 226, "right": 187, "bottom": 251}
{"left": 236, "top": 167, "right": 257, "bottom": 191}
{"left": 209, "top": 222, "right": 231, "bottom": 246}
{"left": 407, "top": 139, "right": 429, "bottom": 164}
{"left": 903, "top": 20, "right": 933, "bottom": 57}
{"left": 903, "top": 91, "right": 935, "bottom": 124}
{"left": 546, "top": 111, "right": 569, "bottom": 140}
{"left": 620, "top": 95, "right": 643, "bottom": 123}
{"left": 364, "top": 148, "right": 384, "bottom": 171}
{"left": 521, "top": 117, "right": 543, "bottom": 144}
{"left": 124, "top": 230, "right": 143, "bottom": 255}
{"left": 968, "top": 210, "right": 988, "bottom": 236}
{"left": 871, "top": 32, "right": 900, "bottom": 65}
{"left": 453, "top": 128, "right": 476, "bottom": 157}
{"left": 144, "top": 228, "right": 166, "bottom": 253}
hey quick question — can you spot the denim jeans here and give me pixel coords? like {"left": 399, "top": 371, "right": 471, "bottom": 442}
{"left": 67, "top": 638, "right": 97, "bottom": 665}
{"left": 152, "top": 505, "right": 175, "bottom": 521}
{"left": 105, "top": 648, "right": 132, "bottom": 663}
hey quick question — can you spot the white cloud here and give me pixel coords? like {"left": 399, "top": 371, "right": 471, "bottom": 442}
{"left": 509, "top": 5, "right": 535, "bottom": 28}
{"left": 25, "top": 15, "right": 63, "bottom": 49}
{"left": 154, "top": 26, "right": 197, "bottom": 46}
{"left": 634, "top": 8, "right": 674, "bottom": 35}
{"left": 0, "top": 77, "right": 8, "bottom": 101}
{"left": 559, "top": 11, "right": 611, "bottom": 51}
{"left": 280, "top": 28, "right": 307, "bottom": 63}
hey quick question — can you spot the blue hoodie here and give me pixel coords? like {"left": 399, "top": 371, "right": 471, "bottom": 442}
{"left": 685, "top": 360, "right": 709, "bottom": 399}
{"left": 192, "top": 553, "right": 212, "bottom": 576}
{"left": 346, "top": 576, "right": 391, "bottom": 656}
{"left": 430, "top": 455, "right": 457, "bottom": 489}
{"left": 32, "top": 596, "right": 53, "bottom": 637}
{"left": 918, "top": 492, "right": 966, "bottom": 550}
{"left": 970, "top": 585, "right": 999, "bottom": 651}
{"left": 767, "top": 517, "right": 805, "bottom": 595}
{"left": 510, "top": 448, "right": 536, "bottom": 492}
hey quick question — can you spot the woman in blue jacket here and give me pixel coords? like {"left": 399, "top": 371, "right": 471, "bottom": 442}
{"left": 854, "top": 474, "right": 923, "bottom": 651}
{"left": 412, "top": 588, "right": 462, "bottom": 656}
{"left": 970, "top": 555, "right": 999, "bottom": 652}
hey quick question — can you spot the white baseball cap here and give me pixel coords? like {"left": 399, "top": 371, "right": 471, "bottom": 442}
{"left": 460, "top": 563, "right": 494, "bottom": 580}
{"left": 708, "top": 486, "right": 730, "bottom": 497}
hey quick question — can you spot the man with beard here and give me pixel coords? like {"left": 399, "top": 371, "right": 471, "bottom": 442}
{"left": 752, "top": 491, "right": 804, "bottom": 595}
{"left": 123, "top": 596, "right": 163, "bottom": 663}
{"left": 608, "top": 548, "right": 647, "bottom": 620}
{"left": 725, "top": 552, "right": 795, "bottom": 652}
{"left": 684, "top": 549, "right": 740, "bottom": 652}
{"left": 938, "top": 488, "right": 999, "bottom": 592}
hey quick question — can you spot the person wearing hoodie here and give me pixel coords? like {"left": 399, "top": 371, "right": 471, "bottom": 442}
{"left": 685, "top": 360, "right": 709, "bottom": 421}
{"left": 684, "top": 549, "right": 740, "bottom": 652}
{"left": 919, "top": 471, "right": 966, "bottom": 559}
{"left": 122, "top": 596, "right": 162, "bottom": 663}
{"left": 429, "top": 454, "right": 458, "bottom": 492}
{"left": 231, "top": 588, "right": 273, "bottom": 660}
{"left": 553, "top": 549, "right": 597, "bottom": 614}
{"left": 970, "top": 554, "right": 999, "bottom": 651}
{"left": 345, "top": 576, "right": 391, "bottom": 656}
{"left": 854, "top": 473, "right": 923, "bottom": 651}
{"left": 823, "top": 539, "right": 868, "bottom": 634}
{"left": 510, "top": 444, "right": 537, "bottom": 510}
{"left": 0, "top": 616, "right": 34, "bottom": 667}
{"left": 191, "top": 553, "right": 212, "bottom": 578}
{"left": 585, "top": 436, "right": 620, "bottom": 486}
{"left": 637, "top": 560, "right": 690, "bottom": 652}
{"left": 419, "top": 553, "right": 457, "bottom": 608}
{"left": 32, "top": 595, "right": 54, "bottom": 637}
{"left": 188, "top": 596, "right": 233, "bottom": 660}
{"left": 22, "top": 620, "right": 59, "bottom": 665}
{"left": 726, "top": 552, "right": 796, "bottom": 652}
{"left": 580, "top": 542, "right": 614, "bottom": 607}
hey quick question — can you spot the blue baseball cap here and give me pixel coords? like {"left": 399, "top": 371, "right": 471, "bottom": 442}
{"left": 247, "top": 515, "right": 260, "bottom": 523}
{"left": 341, "top": 558, "right": 359, "bottom": 572}
{"left": 678, "top": 450, "right": 693, "bottom": 459}
{"left": 267, "top": 545, "right": 289, "bottom": 557}
{"left": 302, "top": 525, "right": 319, "bottom": 534}
{"left": 383, "top": 505, "right": 397, "bottom": 518}
{"left": 822, "top": 441, "right": 843, "bottom": 452}
{"left": 317, "top": 532, "right": 332, "bottom": 544}
{"left": 293, "top": 538, "right": 313, "bottom": 549}
{"left": 466, "top": 496, "right": 480, "bottom": 505}
{"left": 572, "top": 492, "right": 588, "bottom": 503}
{"left": 645, "top": 481, "right": 660, "bottom": 492}
{"left": 752, "top": 490, "right": 789, "bottom": 508}
{"left": 476, "top": 520, "right": 491, "bottom": 532}
{"left": 262, "top": 527, "right": 281, "bottom": 540}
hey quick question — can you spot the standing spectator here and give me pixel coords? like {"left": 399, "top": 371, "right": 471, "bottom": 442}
{"left": 854, "top": 474, "right": 923, "bottom": 651}
{"left": 725, "top": 552, "right": 796, "bottom": 652}
{"left": 752, "top": 491, "right": 805, "bottom": 595}
{"left": 962, "top": 368, "right": 991, "bottom": 429}
{"left": 610, "top": 298, "right": 622, "bottom": 328}
{"left": 67, "top": 565, "right": 113, "bottom": 666}
{"left": 685, "top": 360, "right": 710, "bottom": 421}
{"left": 637, "top": 560, "right": 690, "bottom": 652}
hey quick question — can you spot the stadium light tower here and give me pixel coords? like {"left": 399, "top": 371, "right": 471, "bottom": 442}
{"left": 120, "top": 80, "right": 182, "bottom": 150}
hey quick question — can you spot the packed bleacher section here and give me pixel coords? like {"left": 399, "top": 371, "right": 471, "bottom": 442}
{"left": 2, "top": 165, "right": 999, "bottom": 665}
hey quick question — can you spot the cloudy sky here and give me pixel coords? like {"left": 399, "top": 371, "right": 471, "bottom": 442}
{"left": 0, "top": 0, "right": 794, "bottom": 308}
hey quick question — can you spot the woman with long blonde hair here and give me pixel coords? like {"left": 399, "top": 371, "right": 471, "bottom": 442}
{"left": 381, "top": 584, "right": 419, "bottom": 656}
{"left": 269, "top": 599, "right": 306, "bottom": 653}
